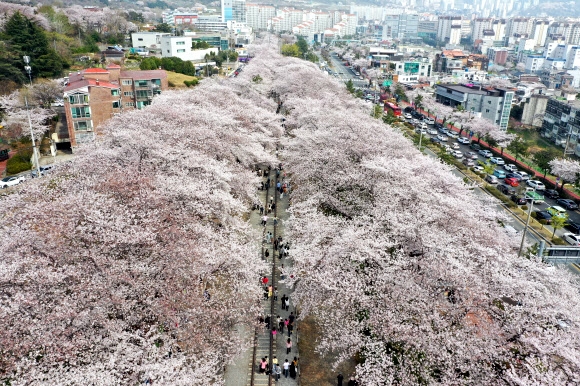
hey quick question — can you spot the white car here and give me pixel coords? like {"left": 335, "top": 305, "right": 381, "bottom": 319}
{"left": 457, "top": 137, "right": 470, "bottom": 144}
{"left": 427, "top": 128, "right": 438, "bottom": 135}
{"left": 527, "top": 180, "right": 546, "bottom": 191}
{"left": 436, "top": 134, "right": 448, "bottom": 142}
{"left": 424, "top": 117, "right": 435, "bottom": 125}
{"left": 447, "top": 132, "right": 459, "bottom": 139}
{"left": 479, "top": 149, "right": 493, "bottom": 158}
{"left": 0, "top": 176, "right": 25, "bottom": 188}
{"left": 452, "top": 150, "right": 463, "bottom": 158}
{"left": 490, "top": 157, "right": 505, "bottom": 165}
{"left": 404, "top": 113, "right": 412, "bottom": 119}
{"left": 473, "top": 166, "right": 484, "bottom": 173}
{"left": 513, "top": 171, "right": 530, "bottom": 181}
{"left": 451, "top": 142, "right": 460, "bottom": 149}
{"left": 466, "top": 151, "right": 478, "bottom": 159}
{"left": 562, "top": 233, "right": 580, "bottom": 246}
{"left": 504, "top": 164, "right": 518, "bottom": 172}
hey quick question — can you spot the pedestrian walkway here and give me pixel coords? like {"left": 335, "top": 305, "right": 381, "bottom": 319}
{"left": 224, "top": 164, "right": 299, "bottom": 386}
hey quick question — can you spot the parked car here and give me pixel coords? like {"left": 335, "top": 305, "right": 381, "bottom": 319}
{"left": 479, "top": 150, "right": 493, "bottom": 158}
{"left": 565, "top": 221, "right": 580, "bottom": 233}
{"left": 447, "top": 132, "right": 459, "bottom": 139}
{"left": 404, "top": 106, "right": 414, "bottom": 113}
{"left": 0, "top": 175, "right": 25, "bottom": 188}
{"left": 498, "top": 184, "right": 516, "bottom": 195}
{"left": 535, "top": 210, "right": 553, "bottom": 224}
{"left": 452, "top": 150, "right": 463, "bottom": 158}
{"left": 527, "top": 180, "right": 546, "bottom": 191}
{"left": 404, "top": 113, "right": 412, "bottom": 119}
{"left": 485, "top": 175, "right": 499, "bottom": 184}
{"left": 504, "top": 177, "right": 520, "bottom": 187}
{"left": 556, "top": 199, "right": 579, "bottom": 210}
{"left": 415, "top": 128, "right": 427, "bottom": 135}
{"left": 493, "top": 169, "right": 506, "bottom": 179}
{"left": 462, "top": 158, "right": 475, "bottom": 166}
{"left": 457, "top": 137, "right": 470, "bottom": 144}
{"left": 30, "top": 164, "right": 55, "bottom": 178}
{"left": 562, "top": 232, "right": 580, "bottom": 246}
{"left": 505, "top": 172, "right": 522, "bottom": 181}
{"left": 504, "top": 164, "right": 518, "bottom": 172}
{"left": 544, "top": 189, "right": 560, "bottom": 199}
{"left": 511, "top": 195, "right": 527, "bottom": 205}
{"left": 473, "top": 165, "right": 484, "bottom": 173}
{"left": 547, "top": 205, "right": 568, "bottom": 218}
{"left": 430, "top": 137, "right": 441, "bottom": 144}
{"left": 466, "top": 151, "right": 478, "bottom": 159}
{"left": 490, "top": 157, "right": 505, "bottom": 165}
{"left": 451, "top": 142, "right": 460, "bottom": 149}
{"left": 513, "top": 171, "right": 530, "bottom": 181}
{"left": 424, "top": 117, "right": 435, "bottom": 125}
{"left": 427, "top": 128, "right": 438, "bottom": 135}
{"left": 435, "top": 122, "right": 443, "bottom": 129}
{"left": 436, "top": 134, "right": 448, "bottom": 142}
{"left": 470, "top": 143, "right": 482, "bottom": 151}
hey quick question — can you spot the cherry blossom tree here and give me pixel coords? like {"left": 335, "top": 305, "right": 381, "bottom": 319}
{"left": 550, "top": 158, "right": 580, "bottom": 185}
{"left": 0, "top": 2, "right": 50, "bottom": 30}
{"left": 239, "top": 38, "right": 580, "bottom": 385}
{"left": 0, "top": 89, "right": 53, "bottom": 141}
{"left": 0, "top": 78, "right": 282, "bottom": 383}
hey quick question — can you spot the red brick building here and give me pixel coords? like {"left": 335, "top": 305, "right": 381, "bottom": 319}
{"left": 63, "top": 65, "right": 168, "bottom": 149}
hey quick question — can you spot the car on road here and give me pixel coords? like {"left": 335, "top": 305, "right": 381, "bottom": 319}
{"left": 556, "top": 199, "right": 579, "bottom": 210}
{"left": 473, "top": 166, "right": 484, "bottom": 173}
{"left": 527, "top": 180, "right": 546, "bottom": 191}
{"left": 462, "top": 158, "right": 475, "bottom": 166}
{"left": 447, "top": 132, "right": 459, "bottom": 139}
{"left": 565, "top": 221, "right": 580, "bottom": 233}
{"left": 430, "top": 137, "right": 441, "bottom": 144}
{"left": 485, "top": 175, "right": 499, "bottom": 184}
{"left": 504, "top": 177, "right": 520, "bottom": 187}
{"left": 466, "top": 151, "right": 478, "bottom": 159}
{"left": 513, "top": 171, "right": 530, "bottom": 181}
{"left": 457, "top": 137, "right": 470, "bottom": 144}
{"left": 511, "top": 195, "right": 527, "bottom": 205}
{"left": 0, "top": 175, "right": 25, "bottom": 188}
{"left": 451, "top": 142, "right": 460, "bottom": 149}
{"left": 505, "top": 172, "right": 522, "bottom": 181}
{"left": 544, "top": 189, "right": 560, "bottom": 199}
{"left": 452, "top": 150, "right": 463, "bottom": 158}
{"left": 490, "top": 157, "right": 505, "bottom": 165}
{"left": 547, "top": 205, "right": 568, "bottom": 218}
{"left": 404, "top": 107, "right": 414, "bottom": 113}
{"left": 415, "top": 128, "right": 427, "bottom": 135}
{"left": 493, "top": 169, "right": 506, "bottom": 179}
{"left": 504, "top": 164, "right": 518, "bottom": 172}
{"left": 498, "top": 184, "right": 516, "bottom": 195}
{"left": 436, "top": 134, "right": 448, "bottom": 142}
{"left": 470, "top": 143, "right": 482, "bottom": 151}
{"left": 562, "top": 232, "right": 580, "bottom": 246}
{"left": 427, "top": 128, "right": 438, "bottom": 135}
{"left": 424, "top": 117, "right": 435, "bottom": 125}
{"left": 404, "top": 113, "right": 412, "bottom": 119}
{"left": 479, "top": 149, "right": 493, "bottom": 158}
{"left": 535, "top": 210, "right": 553, "bottom": 224}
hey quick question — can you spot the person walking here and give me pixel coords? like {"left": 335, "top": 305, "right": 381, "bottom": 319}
{"left": 284, "top": 318, "right": 289, "bottom": 331}
{"left": 268, "top": 285, "right": 273, "bottom": 299}
{"left": 265, "top": 249, "right": 269, "bottom": 258}
{"left": 264, "top": 315, "right": 271, "bottom": 329}
{"left": 287, "top": 322, "right": 293, "bottom": 337}
{"left": 284, "top": 297, "right": 290, "bottom": 311}
{"left": 348, "top": 377, "right": 357, "bottom": 386}
{"left": 281, "top": 294, "right": 286, "bottom": 309}
{"left": 283, "top": 359, "right": 290, "bottom": 378}
{"left": 259, "top": 357, "right": 267, "bottom": 374}
{"left": 272, "top": 327, "right": 277, "bottom": 339}
{"left": 279, "top": 317, "right": 284, "bottom": 333}
{"left": 337, "top": 373, "right": 344, "bottom": 386}
{"left": 261, "top": 215, "right": 268, "bottom": 226}
{"left": 274, "top": 363, "right": 282, "bottom": 381}
{"left": 290, "top": 357, "right": 298, "bottom": 379}
{"left": 289, "top": 312, "right": 295, "bottom": 324}
{"left": 274, "top": 287, "right": 278, "bottom": 301}
{"left": 286, "top": 338, "right": 292, "bottom": 354}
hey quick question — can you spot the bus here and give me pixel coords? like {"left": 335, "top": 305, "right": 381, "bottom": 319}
{"left": 384, "top": 102, "right": 402, "bottom": 116}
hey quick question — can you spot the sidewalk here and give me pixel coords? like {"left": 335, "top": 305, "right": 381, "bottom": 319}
{"left": 224, "top": 166, "right": 299, "bottom": 386}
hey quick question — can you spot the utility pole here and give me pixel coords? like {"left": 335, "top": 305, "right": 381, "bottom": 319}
{"left": 23, "top": 56, "right": 42, "bottom": 178}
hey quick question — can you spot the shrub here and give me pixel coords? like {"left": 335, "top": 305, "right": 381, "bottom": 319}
{"left": 168, "top": 80, "right": 176, "bottom": 88}
{"left": 6, "top": 149, "right": 32, "bottom": 175}
{"left": 552, "top": 237, "right": 567, "bottom": 245}
{"left": 530, "top": 212, "right": 537, "bottom": 219}
{"left": 522, "top": 205, "right": 528, "bottom": 211}
{"left": 184, "top": 79, "right": 199, "bottom": 87}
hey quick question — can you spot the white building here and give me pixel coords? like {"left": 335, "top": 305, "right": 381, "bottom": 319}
{"left": 531, "top": 20, "right": 549, "bottom": 47}
{"left": 525, "top": 55, "right": 544, "bottom": 72}
{"left": 131, "top": 32, "right": 171, "bottom": 49}
{"left": 437, "top": 16, "right": 462, "bottom": 44}
{"left": 393, "top": 59, "right": 432, "bottom": 84}
{"left": 472, "top": 18, "right": 493, "bottom": 42}
{"left": 246, "top": 3, "right": 276, "bottom": 30}
{"left": 160, "top": 36, "right": 218, "bottom": 61}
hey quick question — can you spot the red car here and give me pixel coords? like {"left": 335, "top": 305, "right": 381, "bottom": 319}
{"left": 504, "top": 177, "right": 519, "bottom": 187}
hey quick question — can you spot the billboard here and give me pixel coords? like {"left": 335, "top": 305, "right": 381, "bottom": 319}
{"left": 404, "top": 63, "right": 419, "bottom": 74}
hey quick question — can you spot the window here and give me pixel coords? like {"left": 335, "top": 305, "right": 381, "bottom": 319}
{"left": 74, "top": 120, "right": 93, "bottom": 131}
{"left": 177, "top": 49, "right": 186, "bottom": 53}
{"left": 68, "top": 94, "right": 89, "bottom": 104}
{"left": 125, "top": 102, "right": 135, "bottom": 107}
{"left": 111, "top": 89, "right": 119, "bottom": 96}
{"left": 138, "top": 38, "right": 144, "bottom": 41}
{"left": 112, "top": 101, "right": 120, "bottom": 108}
{"left": 486, "top": 109, "right": 490, "bottom": 113}
{"left": 136, "top": 90, "right": 152, "bottom": 98}
{"left": 122, "top": 79, "right": 133, "bottom": 86}
{"left": 136, "top": 80, "right": 149, "bottom": 87}
{"left": 71, "top": 106, "right": 91, "bottom": 118}
{"left": 124, "top": 91, "right": 134, "bottom": 97}
{"left": 176, "top": 41, "right": 185, "bottom": 45}
{"left": 488, "top": 101, "right": 491, "bottom": 104}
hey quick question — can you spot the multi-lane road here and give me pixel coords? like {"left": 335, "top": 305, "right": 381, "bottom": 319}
{"left": 326, "top": 52, "right": 368, "bottom": 87}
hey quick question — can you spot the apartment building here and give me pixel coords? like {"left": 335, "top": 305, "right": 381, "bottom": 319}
{"left": 131, "top": 32, "right": 171, "bottom": 49}
{"left": 246, "top": 3, "right": 276, "bottom": 30}
{"left": 435, "top": 83, "right": 514, "bottom": 130}
{"left": 541, "top": 98, "right": 580, "bottom": 155}
{"left": 437, "top": 16, "right": 462, "bottom": 44}
{"left": 63, "top": 65, "right": 168, "bottom": 149}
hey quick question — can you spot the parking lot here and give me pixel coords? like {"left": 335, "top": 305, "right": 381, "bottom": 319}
{"left": 403, "top": 107, "right": 580, "bottom": 242}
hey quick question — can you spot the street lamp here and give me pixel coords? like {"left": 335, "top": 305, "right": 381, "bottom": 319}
{"left": 517, "top": 188, "right": 537, "bottom": 258}
{"left": 23, "top": 56, "right": 42, "bottom": 178}
{"left": 418, "top": 129, "right": 424, "bottom": 152}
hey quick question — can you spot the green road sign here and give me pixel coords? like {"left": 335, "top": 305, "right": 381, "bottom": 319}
{"left": 383, "top": 80, "right": 392, "bottom": 87}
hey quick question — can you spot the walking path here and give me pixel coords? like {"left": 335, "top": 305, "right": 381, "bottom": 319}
{"left": 224, "top": 163, "right": 299, "bottom": 386}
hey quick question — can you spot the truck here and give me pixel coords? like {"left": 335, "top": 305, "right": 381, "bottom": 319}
{"left": 524, "top": 187, "right": 544, "bottom": 204}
